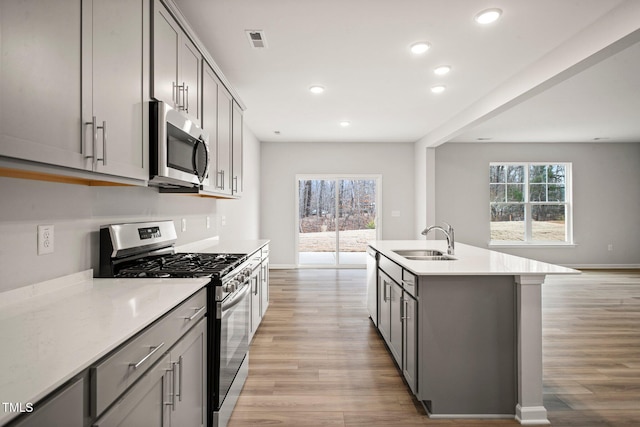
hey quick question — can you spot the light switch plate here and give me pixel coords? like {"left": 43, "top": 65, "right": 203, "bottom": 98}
{"left": 38, "top": 224, "right": 54, "bottom": 255}
{"left": 181, "top": 218, "right": 187, "bottom": 232}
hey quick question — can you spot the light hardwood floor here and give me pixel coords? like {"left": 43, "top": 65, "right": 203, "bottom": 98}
{"left": 228, "top": 269, "right": 640, "bottom": 427}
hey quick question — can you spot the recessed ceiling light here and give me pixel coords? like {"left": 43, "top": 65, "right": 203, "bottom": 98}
{"left": 430, "top": 85, "right": 446, "bottom": 94}
{"left": 340, "top": 121, "right": 351, "bottom": 127}
{"left": 475, "top": 8, "right": 502, "bottom": 24}
{"left": 309, "top": 85, "right": 325, "bottom": 94}
{"left": 434, "top": 65, "right": 451, "bottom": 75}
{"left": 410, "top": 41, "right": 431, "bottom": 55}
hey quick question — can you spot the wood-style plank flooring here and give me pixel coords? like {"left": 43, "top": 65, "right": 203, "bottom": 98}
{"left": 228, "top": 269, "right": 640, "bottom": 427}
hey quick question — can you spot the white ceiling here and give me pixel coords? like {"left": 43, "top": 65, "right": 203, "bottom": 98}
{"left": 173, "top": 0, "right": 640, "bottom": 146}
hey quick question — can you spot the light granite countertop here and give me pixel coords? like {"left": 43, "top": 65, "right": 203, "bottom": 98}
{"left": 0, "top": 270, "right": 207, "bottom": 426}
{"left": 369, "top": 240, "right": 579, "bottom": 276}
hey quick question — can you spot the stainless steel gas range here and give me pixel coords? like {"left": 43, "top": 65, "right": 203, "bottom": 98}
{"left": 99, "top": 220, "right": 257, "bottom": 427}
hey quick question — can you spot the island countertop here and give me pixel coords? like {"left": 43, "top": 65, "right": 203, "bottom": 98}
{"left": 368, "top": 240, "right": 579, "bottom": 276}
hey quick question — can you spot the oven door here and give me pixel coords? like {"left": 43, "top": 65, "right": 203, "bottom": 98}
{"left": 217, "top": 281, "right": 250, "bottom": 408}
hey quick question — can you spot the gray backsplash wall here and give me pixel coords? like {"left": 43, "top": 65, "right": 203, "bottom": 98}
{"left": 0, "top": 177, "right": 219, "bottom": 293}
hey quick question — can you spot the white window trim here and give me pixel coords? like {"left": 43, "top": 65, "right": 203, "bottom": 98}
{"left": 489, "top": 162, "right": 574, "bottom": 247}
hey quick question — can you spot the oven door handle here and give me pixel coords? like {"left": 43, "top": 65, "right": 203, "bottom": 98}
{"left": 220, "top": 282, "right": 250, "bottom": 314}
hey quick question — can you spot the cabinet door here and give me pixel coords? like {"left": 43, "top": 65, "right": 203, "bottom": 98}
{"left": 85, "top": 0, "right": 148, "bottom": 181}
{"left": 389, "top": 282, "right": 403, "bottom": 366}
{"left": 12, "top": 376, "right": 85, "bottom": 427}
{"left": 216, "top": 86, "right": 233, "bottom": 194}
{"left": 201, "top": 62, "right": 219, "bottom": 191}
{"left": 260, "top": 259, "right": 269, "bottom": 317}
{"left": 180, "top": 38, "right": 201, "bottom": 126}
{"left": 171, "top": 319, "right": 206, "bottom": 427}
{"left": 93, "top": 354, "right": 172, "bottom": 427}
{"left": 152, "top": 0, "right": 180, "bottom": 107}
{"left": 0, "top": 0, "right": 87, "bottom": 171}
{"left": 377, "top": 270, "right": 391, "bottom": 344}
{"left": 250, "top": 269, "right": 261, "bottom": 341}
{"left": 231, "top": 101, "right": 243, "bottom": 195}
{"left": 403, "top": 293, "right": 418, "bottom": 394}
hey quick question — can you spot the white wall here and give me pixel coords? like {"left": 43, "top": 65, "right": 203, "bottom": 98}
{"left": 0, "top": 123, "right": 262, "bottom": 293}
{"left": 431, "top": 142, "right": 640, "bottom": 267}
{"left": 261, "top": 141, "right": 415, "bottom": 266}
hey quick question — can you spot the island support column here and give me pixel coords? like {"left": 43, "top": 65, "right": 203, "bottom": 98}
{"left": 515, "top": 275, "right": 550, "bottom": 425}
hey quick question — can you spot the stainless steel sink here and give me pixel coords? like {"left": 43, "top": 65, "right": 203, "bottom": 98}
{"left": 392, "top": 249, "right": 456, "bottom": 261}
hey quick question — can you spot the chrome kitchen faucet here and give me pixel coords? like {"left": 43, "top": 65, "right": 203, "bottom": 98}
{"left": 421, "top": 222, "right": 455, "bottom": 255}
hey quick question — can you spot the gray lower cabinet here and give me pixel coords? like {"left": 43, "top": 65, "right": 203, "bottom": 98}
{"left": 377, "top": 257, "right": 418, "bottom": 393}
{"left": 92, "top": 354, "right": 171, "bottom": 427}
{"left": 260, "top": 256, "right": 269, "bottom": 318}
{"left": 249, "top": 263, "right": 261, "bottom": 342}
{"left": 378, "top": 270, "right": 392, "bottom": 344}
{"left": 168, "top": 318, "right": 207, "bottom": 427}
{"left": 10, "top": 376, "right": 86, "bottom": 427}
{"left": 402, "top": 292, "right": 418, "bottom": 394}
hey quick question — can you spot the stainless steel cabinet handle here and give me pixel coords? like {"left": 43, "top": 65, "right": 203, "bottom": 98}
{"left": 383, "top": 280, "right": 389, "bottom": 302}
{"left": 217, "top": 170, "right": 225, "bottom": 190}
{"left": 402, "top": 299, "right": 409, "bottom": 321}
{"left": 164, "top": 361, "right": 176, "bottom": 409}
{"left": 177, "top": 356, "right": 183, "bottom": 402}
{"left": 233, "top": 176, "right": 238, "bottom": 193}
{"left": 185, "top": 85, "right": 189, "bottom": 113}
{"left": 84, "top": 116, "right": 97, "bottom": 160}
{"left": 173, "top": 82, "right": 178, "bottom": 107}
{"left": 97, "top": 121, "right": 107, "bottom": 165}
{"left": 183, "top": 306, "right": 206, "bottom": 321}
{"left": 129, "top": 342, "right": 165, "bottom": 370}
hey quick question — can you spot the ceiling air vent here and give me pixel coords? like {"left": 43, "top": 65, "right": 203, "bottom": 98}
{"left": 246, "top": 30, "right": 267, "bottom": 49}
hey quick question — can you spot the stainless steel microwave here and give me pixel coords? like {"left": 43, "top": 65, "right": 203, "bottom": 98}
{"left": 150, "top": 101, "right": 209, "bottom": 188}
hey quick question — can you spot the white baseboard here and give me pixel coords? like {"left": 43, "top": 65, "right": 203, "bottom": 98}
{"left": 566, "top": 264, "right": 640, "bottom": 269}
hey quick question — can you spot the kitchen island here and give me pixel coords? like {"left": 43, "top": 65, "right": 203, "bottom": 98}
{"left": 367, "top": 240, "right": 578, "bottom": 426}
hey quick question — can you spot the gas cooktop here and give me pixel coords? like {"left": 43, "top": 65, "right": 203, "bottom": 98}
{"left": 115, "top": 253, "right": 246, "bottom": 279}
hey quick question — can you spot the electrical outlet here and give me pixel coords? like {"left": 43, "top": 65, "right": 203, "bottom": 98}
{"left": 206, "top": 216, "right": 211, "bottom": 229}
{"left": 608, "top": 244, "right": 613, "bottom": 251}
{"left": 38, "top": 224, "right": 54, "bottom": 255}
{"left": 181, "top": 218, "right": 187, "bottom": 232}
{"left": 221, "top": 215, "right": 226, "bottom": 227}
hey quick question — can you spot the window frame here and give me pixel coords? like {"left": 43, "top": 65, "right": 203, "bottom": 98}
{"left": 489, "top": 162, "right": 574, "bottom": 247}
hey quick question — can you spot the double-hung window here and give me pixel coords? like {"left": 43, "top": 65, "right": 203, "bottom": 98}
{"left": 489, "top": 163, "right": 572, "bottom": 244}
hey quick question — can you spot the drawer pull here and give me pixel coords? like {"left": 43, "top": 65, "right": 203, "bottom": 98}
{"left": 129, "top": 342, "right": 165, "bottom": 370}
{"left": 183, "top": 306, "right": 206, "bottom": 321}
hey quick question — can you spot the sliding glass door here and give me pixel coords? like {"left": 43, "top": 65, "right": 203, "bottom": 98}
{"left": 296, "top": 176, "right": 380, "bottom": 266}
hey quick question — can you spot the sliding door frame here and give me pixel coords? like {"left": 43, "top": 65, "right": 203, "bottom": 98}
{"left": 294, "top": 174, "right": 382, "bottom": 268}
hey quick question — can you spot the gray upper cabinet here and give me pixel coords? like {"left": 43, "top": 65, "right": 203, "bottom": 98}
{"left": 232, "top": 101, "right": 243, "bottom": 196}
{"left": 201, "top": 61, "right": 219, "bottom": 193}
{"left": 216, "top": 85, "right": 233, "bottom": 195}
{"left": 82, "top": 0, "right": 149, "bottom": 181}
{"left": 0, "top": 0, "right": 86, "bottom": 171}
{"left": 152, "top": 0, "right": 201, "bottom": 126}
{"left": 0, "top": 0, "right": 148, "bottom": 184}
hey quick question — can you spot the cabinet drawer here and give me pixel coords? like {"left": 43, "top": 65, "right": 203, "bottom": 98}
{"left": 379, "top": 255, "right": 402, "bottom": 285}
{"left": 402, "top": 270, "right": 418, "bottom": 298}
{"left": 261, "top": 245, "right": 269, "bottom": 261}
{"left": 92, "top": 288, "right": 206, "bottom": 417}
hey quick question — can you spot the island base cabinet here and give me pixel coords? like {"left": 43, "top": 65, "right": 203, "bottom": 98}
{"left": 418, "top": 276, "right": 516, "bottom": 416}
{"left": 377, "top": 271, "right": 392, "bottom": 344}
{"left": 402, "top": 293, "right": 418, "bottom": 394}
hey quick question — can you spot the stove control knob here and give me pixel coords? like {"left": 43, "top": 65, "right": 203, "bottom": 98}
{"left": 236, "top": 274, "right": 245, "bottom": 283}
{"left": 223, "top": 281, "right": 237, "bottom": 292}
{"left": 243, "top": 268, "right": 253, "bottom": 276}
